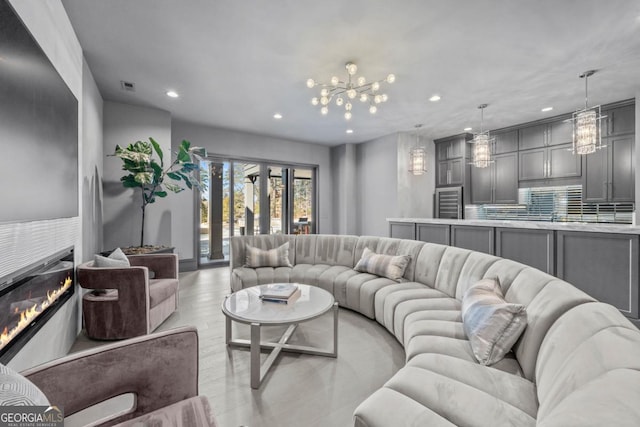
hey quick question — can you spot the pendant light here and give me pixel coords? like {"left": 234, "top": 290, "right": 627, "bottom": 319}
{"left": 570, "top": 70, "right": 605, "bottom": 155}
{"left": 409, "top": 124, "right": 427, "bottom": 175}
{"left": 470, "top": 104, "right": 494, "bottom": 168}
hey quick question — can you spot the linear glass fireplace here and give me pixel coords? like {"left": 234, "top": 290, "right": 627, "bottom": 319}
{"left": 0, "top": 247, "right": 74, "bottom": 363}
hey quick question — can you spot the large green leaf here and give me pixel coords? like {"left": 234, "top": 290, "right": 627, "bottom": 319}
{"left": 134, "top": 172, "right": 153, "bottom": 184}
{"left": 155, "top": 190, "right": 168, "bottom": 198}
{"left": 150, "top": 161, "right": 163, "bottom": 178}
{"left": 180, "top": 162, "right": 198, "bottom": 172}
{"left": 121, "top": 175, "right": 140, "bottom": 188}
{"left": 167, "top": 172, "right": 181, "bottom": 181}
{"left": 176, "top": 171, "right": 193, "bottom": 188}
{"left": 149, "top": 137, "right": 164, "bottom": 165}
{"left": 177, "top": 146, "right": 190, "bottom": 163}
{"left": 165, "top": 183, "right": 183, "bottom": 193}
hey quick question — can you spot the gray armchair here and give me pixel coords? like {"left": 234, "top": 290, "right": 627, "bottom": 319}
{"left": 21, "top": 326, "right": 217, "bottom": 427}
{"left": 77, "top": 253, "right": 179, "bottom": 339}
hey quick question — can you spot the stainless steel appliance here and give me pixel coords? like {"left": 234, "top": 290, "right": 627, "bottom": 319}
{"left": 435, "top": 187, "right": 463, "bottom": 219}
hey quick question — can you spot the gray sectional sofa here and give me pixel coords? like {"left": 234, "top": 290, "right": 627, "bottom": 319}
{"left": 230, "top": 234, "right": 640, "bottom": 426}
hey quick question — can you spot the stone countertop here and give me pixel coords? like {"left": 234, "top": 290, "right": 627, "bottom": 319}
{"left": 387, "top": 218, "right": 640, "bottom": 235}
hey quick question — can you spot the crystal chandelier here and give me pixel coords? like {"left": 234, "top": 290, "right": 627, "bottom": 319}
{"left": 409, "top": 124, "right": 427, "bottom": 176}
{"left": 307, "top": 62, "right": 395, "bottom": 120}
{"left": 570, "top": 70, "right": 605, "bottom": 155}
{"left": 470, "top": 104, "right": 494, "bottom": 168}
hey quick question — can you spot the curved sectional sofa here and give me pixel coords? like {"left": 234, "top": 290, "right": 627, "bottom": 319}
{"left": 230, "top": 234, "right": 640, "bottom": 426}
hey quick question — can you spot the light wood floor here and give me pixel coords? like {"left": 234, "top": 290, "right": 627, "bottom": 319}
{"left": 69, "top": 267, "right": 405, "bottom": 427}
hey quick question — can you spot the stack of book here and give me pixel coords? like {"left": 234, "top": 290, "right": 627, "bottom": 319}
{"left": 259, "top": 283, "right": 301, "bottom": 304}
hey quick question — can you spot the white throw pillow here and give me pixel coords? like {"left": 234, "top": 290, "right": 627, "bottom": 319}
{"left": 245, "top": 242, "right": 293, "bottom": 268}
{"left": 461, "top": 278, "right": 527, "bottom": 366}
{"left": 354, "top": 247, "right": 411, "bottom": 281}
{"left": 94, "top": 247, "right": 130, "bottom": 268}
{"left": 0, "top": 363, "right": 49, "bottom": 405}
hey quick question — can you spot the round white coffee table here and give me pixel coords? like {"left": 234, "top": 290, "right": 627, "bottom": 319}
{"left": 222, "top": 284, "right": 338, "bottom": 389}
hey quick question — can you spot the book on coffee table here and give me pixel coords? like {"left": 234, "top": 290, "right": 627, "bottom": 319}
{"left": 259, "top": 283, "right": 300, "bottom": 303}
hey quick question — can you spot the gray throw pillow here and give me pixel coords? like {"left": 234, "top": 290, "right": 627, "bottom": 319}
{"left": 245, "top": 242, "right": 293, "bottom": 268}
{"left": 0, "top": 363, "right": 49, "bottom": 405}
{"left": 354, "top": 247, "right": 411, "bottom": 281}
{"left": 461, "top": 278, "right": 527, "bottom": 366}
{"left": 94, "top": 247, "right": 130, "bottom": 268}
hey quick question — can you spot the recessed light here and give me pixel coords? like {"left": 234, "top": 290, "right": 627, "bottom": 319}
{"left": 346, "top": 129, "right": 354, "bottom": 134}
{"left": 166, "top": 90, "right": 179, "bottom": 98}
{"left": 429, "top": 94, "right": 441, "bottom": 102}
{"left": 464, "top": 127, "right": 472, "bottom": 131}
{"left": 273, "top": 113, "right": 283, "bottom": 119}
{"left": 541, "top": 107, "right": 553, "bottom": 112}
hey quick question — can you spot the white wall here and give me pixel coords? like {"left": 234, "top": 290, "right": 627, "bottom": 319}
{"left": 81, "top": 59, "right": 104, "bottom": 261}
{"left": 634, "top": 94, "right": 640, "bottom": 221}
{"left": 331, "top": 130, "right": 437, "bottom": 238}
{"left": 397, "top": 131, "right": 436, "bottom": 219}
{"left": 171, "top": 120, "right": 333, "bottom": 260}
{"left": 355, "top": 133, "right": 400, "bottom": 236}
{"left": 102, "top": 102, "right": 172, "bottom": 250}
{"left": 4, "top": 0, "right": 103, "bottom": 370}
{"left": 331, "top": 144, "right": 358, "bottom": 235}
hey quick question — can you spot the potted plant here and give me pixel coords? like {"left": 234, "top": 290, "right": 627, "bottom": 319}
{"left": 111, "top": 138, "right": 205, "bottom": 251}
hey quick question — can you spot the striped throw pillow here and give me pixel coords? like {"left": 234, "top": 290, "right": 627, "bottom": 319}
{"left": 461, "top": 278, "right": 527, "bottom": 366}
{"left": 354, "top": 247, "right": 411, "bottom": 281}
{"left": 0, "top": 363, "right": 49, "bottom": 405}
{"left": 245, "top": 242, "right": 293, "bottom": 268}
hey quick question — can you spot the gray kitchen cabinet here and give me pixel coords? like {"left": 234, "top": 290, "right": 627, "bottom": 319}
{"left": 493, "top": 153, "right": 518, "bottom": 203}
{"left": 603, "top": 103, "right": 635, "bottom": 137}
{"left": 437, "top": 158, "right": 464, "bottom": 186}
{"left": 451, "top": 225, "right": 494, "bottom": 255}
{"left": 469, "top": 162, "right": 493, "bottom": 204}
{"left": 519, "top": 124, "right": 547, "bottom": 150}
{"left": 519, "top": 143, "right": 580, "bottom": 181}
{"left": 519, "top": 148, "right": 546, "bottom": 180}
{"left": 547, "top": 118, "right": 573, "bottom": 145}
{"left": 416, "top": 223, "right": 450, "bottom": 245}
{"left": 557, "top": 231, "right": 639, "bottom": 318}
{"left": 583, "top": 135, "right": 635, "bottom": 202}
{"left": 435, "top": 135, "right": 470, "bottom": 188}
{"left": 496, "top": 228, "right": 555, "bottom": 274}
{"left": 493, "top": 129, "right": 518, "bottom": 154}
{"left": 436, "top": 137, "right": 464, "bottom": 160}
{"left": 519, "top": 118, "right": 572, "bottom": 151}
{"left": 470, "top": 152, "right": 518, "bottom": 204}
{"left": 548, "top": 143, "right": 581, "bottom": 178}
{"left": 389, "top": 222, "right": 415, "bottom": 239}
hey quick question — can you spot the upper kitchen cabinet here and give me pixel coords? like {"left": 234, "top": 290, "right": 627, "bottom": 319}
{"left": 602, "top": 103, "right": 635, "bottom": 137}
{"left": 518, "top": 123, "right": 547, "bottom": 150}
{"left": 519, "top": 116, "right": 572, "bottom": 150}
{"left": 547, "top": 118, "right": 574, "bottom": 145}
{"left": 470, "top": 152, "right": 518, "bottom": 204}
{"left": 437, "top": 158, "right": 464, "bottom": 186}
{"left": 493, "top": 129, "right": 518, "bottom": 154}
{"left": 582, "top": 134, "right": 634, "bottom": 203}
{"left": 436, "top": 136, "right": 465, "bottom": 160}
{"left": 519, "top": 143, "right": 581, "bottom": 181}
{"left": 435, "top": 134, "right": 472, "bottom": 187}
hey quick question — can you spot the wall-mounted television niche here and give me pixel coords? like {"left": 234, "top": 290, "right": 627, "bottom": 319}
{"left": 0, "top": 0, "right": 78, "bottom": 222}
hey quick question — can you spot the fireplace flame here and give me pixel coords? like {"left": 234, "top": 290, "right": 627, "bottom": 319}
{"left": 0, "top": 275, "right": 72, "bottom": 350}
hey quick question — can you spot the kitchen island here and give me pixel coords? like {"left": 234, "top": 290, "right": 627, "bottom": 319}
{"left": 388, "top": 218, "right": 640, "bottom": 323}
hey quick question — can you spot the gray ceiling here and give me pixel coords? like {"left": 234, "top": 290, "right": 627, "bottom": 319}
{"left": 61, "top": 0, "right": 640, "bottom": 146}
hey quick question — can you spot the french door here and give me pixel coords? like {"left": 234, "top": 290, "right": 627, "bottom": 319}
{"left": 199, "top": 159, "right": 317, "bottom": 265}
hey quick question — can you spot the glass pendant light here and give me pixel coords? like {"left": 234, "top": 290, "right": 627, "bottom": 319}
{"left": 409, "top": 124, "right": 427, "bottom": 176}
{"left": 471, "top": 104, "right": 494, "bottom": 168}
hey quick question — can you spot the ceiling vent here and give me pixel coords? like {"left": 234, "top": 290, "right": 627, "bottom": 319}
{"left": 120, "top": 80, "right": 135, "bottom": 92}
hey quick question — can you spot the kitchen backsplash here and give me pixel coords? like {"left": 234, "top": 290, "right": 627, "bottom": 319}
{"left": 466, "top": 185, "right": 634, "bottom": 224}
